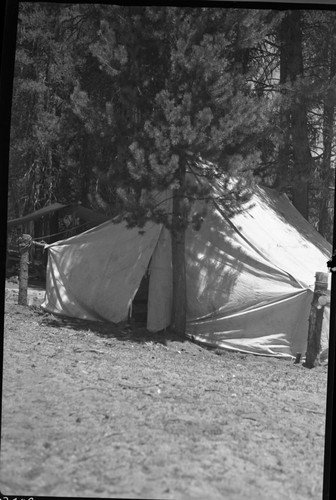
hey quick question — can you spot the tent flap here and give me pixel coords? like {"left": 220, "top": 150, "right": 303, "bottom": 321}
{"left": 42, "top": 220, "right": 162, "bottom": 323}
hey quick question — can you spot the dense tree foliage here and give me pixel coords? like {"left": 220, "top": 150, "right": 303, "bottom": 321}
{"left": 8, "top": 4, "right": 336, "bottom": 332}
{"left": 245, "top": 9, "right": 336, "bottom": 240}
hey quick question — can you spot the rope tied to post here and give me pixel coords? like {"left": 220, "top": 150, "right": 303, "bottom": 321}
{"left": 17, "top": 234, "right": 33, "bottom": 254}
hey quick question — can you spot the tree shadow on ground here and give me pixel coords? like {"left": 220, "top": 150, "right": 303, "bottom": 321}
{"left": 39, "top": 312, "right": 188, "bottom": 346}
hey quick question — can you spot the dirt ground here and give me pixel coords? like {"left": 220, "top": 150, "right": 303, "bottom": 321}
{"left": 1, "top": 281, "right": 329, "bottom": 499}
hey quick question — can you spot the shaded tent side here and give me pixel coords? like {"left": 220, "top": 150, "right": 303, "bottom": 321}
{"left": 43, "top": 220, "right": 162, "bottom": 322}
{"left": 183, "top": 186, "right": 331, "bottom": 357}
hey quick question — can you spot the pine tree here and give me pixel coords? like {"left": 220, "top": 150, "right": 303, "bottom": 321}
{"left": 85, "top": 6, "right": 275, "bottom": 334}
{"left": 248, "top": 9, "right": 336, "bottom": 238}
{"left": 303, "top": 10, "right": 336, "bottom": 242}
{"left": 9, "top": 3, "right": 107, "bottom": 219}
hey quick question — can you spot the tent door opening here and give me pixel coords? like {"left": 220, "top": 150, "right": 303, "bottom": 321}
{"left": 130, "top": 268, "right": 150, "bottom": 324}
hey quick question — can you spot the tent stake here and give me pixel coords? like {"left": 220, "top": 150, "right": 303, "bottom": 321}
{"left": 304, "top": 272, "right": 328, "bottom": 369}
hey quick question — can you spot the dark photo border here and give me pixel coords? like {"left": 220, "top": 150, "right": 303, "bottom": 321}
{"left": 1, "top": 1, "right": 335, "bottom": 499}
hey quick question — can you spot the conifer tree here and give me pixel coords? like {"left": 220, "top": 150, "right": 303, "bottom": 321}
{"left": 86, "top": 6, "right": 275, "bottom": 334}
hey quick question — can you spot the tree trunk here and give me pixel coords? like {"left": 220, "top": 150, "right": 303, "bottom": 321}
{"left": 274, "top": 15, "right": 291, "bottom": 190}
{"left": 287, "top": 11, "right": 312, "bottom": 219}
{"left": 8, "top": 177, "right": 21, "bottom": 218}
{"left": 278, "top": 11, "right": 312, "bottom": 219}
{"left": 318, "top": 97, "right": 335, "bottom": 242}
{"left": 170, "top": 170, "right": 187, "bottom": 336}
{"left": 318, "top": 38, "right": 336, "bottom": 242}
{"left": 274, "top": 108, "right": 291, "bottom": 191}
{"left": 49, "top": 211, "right": 59, "bottom": 243}
{"left": 291, "top": 100, "right": 311, "bottom": 219}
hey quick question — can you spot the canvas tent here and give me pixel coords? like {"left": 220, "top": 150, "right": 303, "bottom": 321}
{"left": 42, "top": 184, "right": 331, "bottom": 358}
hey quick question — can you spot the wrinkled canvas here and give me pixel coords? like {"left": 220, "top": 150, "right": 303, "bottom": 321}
{"left": 42, "top": 185, "right": 331, "bottom": 358}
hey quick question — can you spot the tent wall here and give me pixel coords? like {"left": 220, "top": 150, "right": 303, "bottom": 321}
{"left": 42, "top": 184, "right": 331, "bottom": 358}
{"left": 44, "top": 220, "right": 162, "bottom": 322}
{"left": 187, "top": 290, "right": 313, "bottom": 357}
{"left": 147, "top": 197, "right": 306, "bottom": 333}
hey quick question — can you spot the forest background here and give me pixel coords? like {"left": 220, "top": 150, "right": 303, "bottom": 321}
{"left": 6, "top": 3, "right": 336, "bottom": 332}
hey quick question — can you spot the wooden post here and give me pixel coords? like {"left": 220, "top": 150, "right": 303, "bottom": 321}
{"left": 17, "top": 234, "right": 32, "bottom": 306}
{"left": 304, "top": 272, "right": 328, "bottom": 368}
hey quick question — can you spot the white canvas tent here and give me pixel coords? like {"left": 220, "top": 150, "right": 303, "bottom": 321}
{"left": 42, "top": 184, "right": 331, "bottom": 358}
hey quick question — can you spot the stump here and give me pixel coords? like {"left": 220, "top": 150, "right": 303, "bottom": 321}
{"left": 304, "top": 272, "right": 328, "bottom": 368}
{"left": 17, "top": 234, "right": 32, "bottom": 306}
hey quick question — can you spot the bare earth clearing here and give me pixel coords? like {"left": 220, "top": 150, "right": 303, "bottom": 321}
{"left": 1, "top": 282, "right": 328, "bottom": 499}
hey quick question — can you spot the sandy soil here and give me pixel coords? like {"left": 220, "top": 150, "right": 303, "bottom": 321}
{"left": 1, "top": 282, "right": 328, "bottom": 499}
